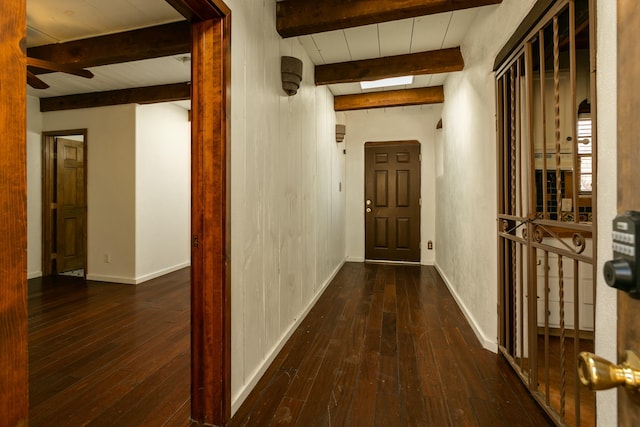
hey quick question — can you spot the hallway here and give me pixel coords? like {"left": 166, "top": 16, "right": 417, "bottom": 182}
{"left": 230, "top": 263, "right": 551, "bottom": 426}
{"left": 29, "top": 263, "right": 551, "bottom": 426}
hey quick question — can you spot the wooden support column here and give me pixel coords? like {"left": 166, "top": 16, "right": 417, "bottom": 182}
{"left": 0, "top": 0, "right": 28, "bottom": 425}
{"left": 190, "top": 15, "right": 232, "bottom": 426}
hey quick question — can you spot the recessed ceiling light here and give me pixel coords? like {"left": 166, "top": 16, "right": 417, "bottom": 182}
{"left": 360, "top": 76, "right": 414, "bottom": 90}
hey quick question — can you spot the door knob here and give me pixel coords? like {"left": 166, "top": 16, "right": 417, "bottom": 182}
{"left": 366, "top": 208, "right": 372, "bottom": 213}
{"left": 578, "top": 350, "right": 640, "bottom": 391}
{"left": 366, "top": 199, "right": 372, "bottom": 206}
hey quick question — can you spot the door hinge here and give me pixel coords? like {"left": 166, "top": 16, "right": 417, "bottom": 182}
{"left": 419, "top": 154, "right": 422, "bottom": 162}
{"left": 419, "top": 198, "right": 422, "bottom": 206}
{"left": 192, "top": 235, "right": 199, "bottom": 247}
{"left": 51, "top": 253, "right": 57, "bottom": 260}
{"left": 51, "top": 203, "right": 57, "bottom": 210}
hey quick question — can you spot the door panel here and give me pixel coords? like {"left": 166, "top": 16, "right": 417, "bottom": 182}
{"left": 365, "top": 141, "right": 420, "bottom": 262}
{"left": 56, "top": 137, "right": 86, "bottom": 273}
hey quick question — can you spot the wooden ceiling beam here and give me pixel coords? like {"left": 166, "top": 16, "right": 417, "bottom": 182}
{"left": 27, "top": 21, "right": 191, "bottom": 73}
{"left": 334, "top": 86, "right": 444, "bottom": 111}
{"left": 39, "top": 82, "right": 190, "bottom": 112}
{"left": 277, "top": 0, "right": 503, "bottom": 38}
{"left": 315, "top": 47, "right": 463, "bottom": 86}
{"left": 165, "top": 0, "right": 230, "bottom": 21}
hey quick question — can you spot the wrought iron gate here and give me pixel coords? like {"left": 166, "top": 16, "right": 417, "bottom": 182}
{"left": 496, "top": 1, "right": 596, "bottom": 425}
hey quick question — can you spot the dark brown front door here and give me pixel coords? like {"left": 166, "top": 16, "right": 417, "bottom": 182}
{"left": 56, "top": 137, "right": 86, "bottom": 273}
{"left": 364, "top": 141, "right": 421, "bottom": 262}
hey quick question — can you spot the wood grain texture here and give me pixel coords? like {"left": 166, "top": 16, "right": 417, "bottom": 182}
{"left": 334, "top": 86, "right": 444, "bottom": 111}
{"left": 277, "top": 0, "right": 503, "bottom": 38}
{"left": 0, "top": 0, "right": 28, "bottom": 425}
{"left": 39, "top": 83, "right": 191, "bottom": 112}
{"left": 617, "top": 0, "right": 640, "bottom": 424}
{"left": 230, "top": 263, "right": 552, "bottom": 426}
{"left": 28, "top": 270, "right": 192, "bottom": 427}
{"left": 190, "top": 13, "right": 232, "bottom": 426}
{"left": 315, "top": 48, "right": 464, "bottom": 86}
{"left": 27, "top": 22, "right": 190, "bottom": 71}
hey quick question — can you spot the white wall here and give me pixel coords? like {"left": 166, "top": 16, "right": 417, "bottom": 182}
{"left": 135, "top": 103, "right": 191, "bottom": 283}
{"left": 42, "top": 104, "right": 137, "bottom": 282}
{"left": 436, "top": 0, "right": 536, "bottom": 349}
{"left": 595, "top": 1, "right": 618, "bottom": 425}
{"left": 344, "top": 106, "right": 441, "bottom": 265}
{"left": 27, "top": 96, "right": 43, "bottom": 279}
{"left": 33, "top": 102, "right": 190, "bottom": 284}
{"left": 226, "top": 0, "right": 346, "bottom": 412}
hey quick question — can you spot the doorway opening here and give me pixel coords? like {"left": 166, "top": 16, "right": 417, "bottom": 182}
{"left": 364, "top": 140, "right": 421, "bottom": 262}
{"left": 495, "top": 0, "right": 596, "bottom": 425}
{"left": 42, "top": 129, "right": 87, "bottom": 277}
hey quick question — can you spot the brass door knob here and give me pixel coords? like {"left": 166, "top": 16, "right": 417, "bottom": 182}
{"left": 578, "top": 350, "right": 640, "bottom": 391}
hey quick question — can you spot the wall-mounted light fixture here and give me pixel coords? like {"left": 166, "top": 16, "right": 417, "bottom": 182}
{"left": 281, "top": 56, "right": 303, "bottom": 96}
{"left": 336, "top": 124, "right": 346, "bottom": 143}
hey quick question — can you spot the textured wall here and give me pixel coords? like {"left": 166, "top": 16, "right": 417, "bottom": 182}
{"left": 227, "top": 0, "right": 346, "bottom": 411}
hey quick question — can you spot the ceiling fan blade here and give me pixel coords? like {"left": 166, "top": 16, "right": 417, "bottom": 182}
{"left": 27, "top": 71, "right": 50, "bottom": 89}
{"left": 27, "top": 57, "right": 94, "bottom": 79}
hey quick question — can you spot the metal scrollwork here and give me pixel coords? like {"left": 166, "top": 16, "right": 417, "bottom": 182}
{"left": 522, "top": 227, "right": 528, "bottom": 240}
{"left": 573, "top": 233, "right": 586, "bottom": 254}
{"left": 502, "top": 220, "right": 510, "bottom": 233}
{"left": 534, "top": 225, "right": 545, "bottom": 243}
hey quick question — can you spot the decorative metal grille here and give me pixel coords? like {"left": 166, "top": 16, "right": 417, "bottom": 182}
{"left": 496, "top": 1, "right": 596, "bottom": 425}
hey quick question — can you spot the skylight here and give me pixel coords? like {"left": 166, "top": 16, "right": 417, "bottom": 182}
{"left": 360, "top": 76, "right": 414, "bottom": 90}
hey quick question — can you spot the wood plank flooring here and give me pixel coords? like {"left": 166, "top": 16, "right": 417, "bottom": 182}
{"left": 230, "top": 263, "right": 552, "bottom": 426}
{"left": 29, "top": 263, "right": 552, "bottom": 426}
{"left": 28, "top": 269, "right": 192, "bottom": 427}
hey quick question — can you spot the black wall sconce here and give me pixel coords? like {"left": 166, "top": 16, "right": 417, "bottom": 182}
{"left": 281, "top": 56, "right": 303, "bottom": 96}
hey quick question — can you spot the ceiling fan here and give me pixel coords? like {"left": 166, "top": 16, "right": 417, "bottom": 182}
{"left": 26, "top": 57, "right": 94, "bottom": 89}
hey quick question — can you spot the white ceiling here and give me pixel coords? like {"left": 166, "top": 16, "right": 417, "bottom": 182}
{"left": 25, "top": 0, "right": 496, "bottom": 99}
{"left": 298, "top": 8, "right": 491, "bottom": 96}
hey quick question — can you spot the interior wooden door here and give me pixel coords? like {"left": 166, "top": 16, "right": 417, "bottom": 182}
{"left": 617, "top": 0, "right": 640, "bottom": 423}
{"left": 56, "top": 137, "right": 86, "bottom": 273}
{"left": 364, "top": 141, "right": 421, "bottom": 262}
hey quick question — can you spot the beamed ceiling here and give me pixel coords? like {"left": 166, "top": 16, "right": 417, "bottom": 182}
{"left": 26, "top": 0, "right": 502, "bottom": 112}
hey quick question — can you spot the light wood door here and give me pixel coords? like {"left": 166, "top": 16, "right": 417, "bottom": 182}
{"left": 56, "top": 137, "right": 86, "bottom": 273}
{"left": 364, "top": 141, "right": 421, "bottom": 262}
{"left": 617, "top": 0, "right": 640, "bottom": 423}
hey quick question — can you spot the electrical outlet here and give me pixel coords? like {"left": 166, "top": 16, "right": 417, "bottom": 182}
{"left": 104, "top": 253, "right": 111, "bottom": 263}
{"left": 428, "top": 241, "right": 433, "bottom": 250}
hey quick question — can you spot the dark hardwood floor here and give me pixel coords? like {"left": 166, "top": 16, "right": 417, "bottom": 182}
{"left": 229, "top": 263, "right": 552, "bottom": 427}
{"left": 29, "top": 263, "right": 552, "bottom": 426}
{"left": 28, "top": 269, "right": 192, "bottom": 426}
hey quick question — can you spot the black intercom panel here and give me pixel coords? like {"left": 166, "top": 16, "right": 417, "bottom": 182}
{"left": 604, "top": 210, "right": 640, "bottom": 298}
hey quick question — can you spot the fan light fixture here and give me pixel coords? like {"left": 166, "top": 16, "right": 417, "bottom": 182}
{"left": 360, "top": 75, "right": 413, "bottom": 90}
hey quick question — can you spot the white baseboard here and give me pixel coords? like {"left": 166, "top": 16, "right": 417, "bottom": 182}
{"left": 434, "top": 263, "right": 498, "bottom": 352}
{"left": 87, "top": 261, "right": 190, "bottom": 285}
{"left": 231, "top": 258, "right": 347, "bottom": 414}
{"left": 345, "top": 256, "right": 364, "bottom": 262}
{"left": 27, "top": 271, "right": 43, "bottom": 279}
{"left": 86, "top": 273, "right": 138, "bottom": 285}
{"left": 133, "top": 261, "right": 191, "bottom": 284}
